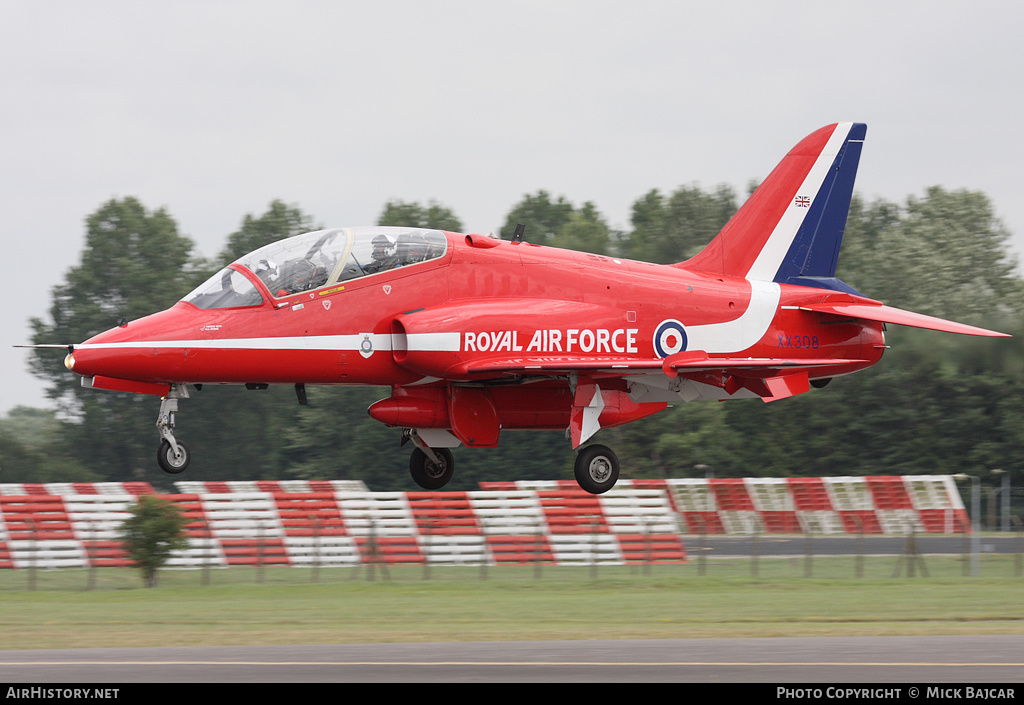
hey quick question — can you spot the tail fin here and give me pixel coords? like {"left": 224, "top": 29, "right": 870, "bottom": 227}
{"left": 682, "top": 123, "right": 866, "bottom": 291}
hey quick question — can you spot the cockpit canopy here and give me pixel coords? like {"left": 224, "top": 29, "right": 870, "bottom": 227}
{"left": 184, "top": 227, "right": 448, "bottom": 309}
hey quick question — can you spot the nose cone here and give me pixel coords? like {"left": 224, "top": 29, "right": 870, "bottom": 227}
{"left": 70, "top": 304, "right": 199, "bottom": 382}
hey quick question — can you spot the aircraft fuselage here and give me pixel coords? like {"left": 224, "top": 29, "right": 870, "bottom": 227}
{"left": 58, "top": 122, "right": 1003, "bottom": 491}
{"left": 69, "top": 231, "right": 884, "bottom": 403}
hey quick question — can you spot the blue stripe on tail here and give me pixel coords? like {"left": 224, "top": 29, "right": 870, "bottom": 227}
{"left": 774, "top": 122, "right": 867, "bottom": 293}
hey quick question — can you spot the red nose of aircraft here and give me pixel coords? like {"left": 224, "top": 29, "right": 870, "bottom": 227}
{"left": 66, "top": 304, "right": 200, "bottom": 386}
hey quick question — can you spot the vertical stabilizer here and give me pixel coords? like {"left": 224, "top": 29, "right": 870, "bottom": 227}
{"left": 681, "top": 123, "right": 866, "bottom": 289}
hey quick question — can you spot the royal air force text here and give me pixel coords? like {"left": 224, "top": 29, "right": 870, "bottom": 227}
{"left": 463, "top": 329, "right": 639, "bottom": 354}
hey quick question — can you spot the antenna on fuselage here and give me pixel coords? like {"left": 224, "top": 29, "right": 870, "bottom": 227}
{"left": 512, "top": 223, "right": 525, "bottom": 243}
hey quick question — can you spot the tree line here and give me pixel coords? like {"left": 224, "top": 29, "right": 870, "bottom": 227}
{"left": 5, "top": 184, "right": 1021, "bottom": 496}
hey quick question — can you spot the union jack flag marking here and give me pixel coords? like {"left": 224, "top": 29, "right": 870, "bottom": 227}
{"left": 795, "top": 195, "right": 811, "bottom": 207}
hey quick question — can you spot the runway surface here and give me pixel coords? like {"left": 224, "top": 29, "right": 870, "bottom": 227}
{"left": 1, "top": 636, "right": 1022, "bottom": 683}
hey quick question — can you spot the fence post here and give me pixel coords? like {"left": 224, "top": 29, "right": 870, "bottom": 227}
{"left": 643, "top": 518, "right": 652, "bottom": 576}
{"left": 377, "top": 520, "right": 391, "bottom": 582}
{"left": 915, "top": 527, "right": 929, "bottom": 577}
{"left": 854, "top": 516, "right": 864, "bottom": 579}
{"left": 959, "top": 515, "right": 971, "bottom": 577}
{"left": 256, "top": 521, "right": 265, "bottom": 584}
{"left": 534, "top": 516, "right": 543, "bottom": 579}
{"left": 893, "top": 524, "right": 928, "bottom": 578}
{"left": 1013, "top": 516, "right": 1022, "bottom": 578}
{"left": 479, "top": 527, "right": 488, "bottom": 582}
{"left": 750, "top": 525, "right": 759, "bottom": 579}
{"left": 696, "top": 515, "right": 707, "bottom": 576}
{"left": 422, "top": 518, "right": 432, "bottom": 581}
{"left": 86, "top": 519, "right": 96, "bottom": 591}
{"left": 311, "top": 516, "right": 321, "bottom": 584}
{"left": 28, "top": 516, "right": 37, "bottom": 591}
{"left": 365, "top": 522, "right": 377, "bottom": 582}
{"left": 201, "top": 516, "right": 211, "bottom": 587}
{"left": 804, "top": 525, "right": 813, "bottom": 578}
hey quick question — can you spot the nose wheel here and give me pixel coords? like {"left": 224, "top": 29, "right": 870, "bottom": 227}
{"left": 155, "top": 385, "right": 191, "bottom": 475}
{"left": 157, "top": 439, "right": 191, "bottom": 474}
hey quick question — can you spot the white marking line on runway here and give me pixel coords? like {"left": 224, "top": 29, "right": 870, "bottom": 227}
{"left": 2, "top": 660, "right": 1023, "bottom": 667}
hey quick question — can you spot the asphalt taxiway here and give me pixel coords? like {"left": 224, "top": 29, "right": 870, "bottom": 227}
{"left": 1, "top": 636, "right": 1022, "bottom": 683}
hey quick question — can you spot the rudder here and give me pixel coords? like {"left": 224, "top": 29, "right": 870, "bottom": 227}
{"left": 681, "top": 123, "right": 866, "bottom": 291}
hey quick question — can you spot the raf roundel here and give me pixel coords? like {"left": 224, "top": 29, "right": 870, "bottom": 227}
{"left": 653, "top": 319, "right": 687, "bottom": 358}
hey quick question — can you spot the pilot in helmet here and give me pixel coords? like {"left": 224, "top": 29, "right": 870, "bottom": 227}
{"left": 396, "top": 233, "right": 427, "bottom": 264}
{"left": 254, "top": 258, "right": 279, "bottom": 284}
{"left": 369, "top": 234, "right": 398, "bottom": 272}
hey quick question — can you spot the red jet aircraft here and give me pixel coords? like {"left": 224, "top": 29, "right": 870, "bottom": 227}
{"left": 55, "top": 123, "right": 1007, "bottom": 493}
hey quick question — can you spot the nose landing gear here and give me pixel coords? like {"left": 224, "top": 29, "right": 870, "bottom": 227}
{"left": 155, "top": 384, "right": 191, "bottom": 474}
{"left": 157, "top": 438, "right": 191, "bottom": 474}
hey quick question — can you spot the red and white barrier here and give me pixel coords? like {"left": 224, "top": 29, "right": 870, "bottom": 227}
{"left": 480, "top": 476, "right": 969, "bottom": 536}
{"left": 0, "top": 475, "right": 970, "bottom": 570}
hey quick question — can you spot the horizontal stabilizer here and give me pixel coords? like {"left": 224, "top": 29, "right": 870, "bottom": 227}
{"left": 800, "top": 302, "right": 1009, "bottom": 337}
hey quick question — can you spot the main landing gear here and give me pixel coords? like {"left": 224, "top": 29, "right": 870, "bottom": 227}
{"left": 155, "top": 384, "right": 191, "bottom": 475}
{"left": 573, "top": 444, "right": 620, "bottom": 495}
{"left": 404, "top": 430, "right": 455, "bottom": 490}
{"left": 401, "top": 429, "right": 622, "bottom": 495}
{"left": 409, "top": 447, "right": 454, "bottom": 490}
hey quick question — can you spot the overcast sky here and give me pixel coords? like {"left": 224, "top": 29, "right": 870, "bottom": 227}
{"left": 4, "top": 1, "right": 1023, "bottom": 416}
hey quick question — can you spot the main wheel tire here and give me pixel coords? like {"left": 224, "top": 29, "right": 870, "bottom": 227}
{"left": 409, "top": 447, "right": 454, "bottom": 490}
{"left": 157, "top": 439, "right": 191, "bottom": 475}
{"left": 574, "top": 444, "right": 619, "bottom": 494}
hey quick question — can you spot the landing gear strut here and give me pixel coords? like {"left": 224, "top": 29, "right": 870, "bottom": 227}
{"left": 574, "top": 444, "right": 619, "bottom": 494}
{"left": 155, "top": 384, "right": 190, "bottom": 474}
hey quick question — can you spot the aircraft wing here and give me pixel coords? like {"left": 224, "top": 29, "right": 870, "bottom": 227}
{"left": 463, "top": 355, "right": 663, "bottom": 376}
{"left": 465, "top": 352, "right": 867, "bottom": 401}
{"left": 799, "top": 302, "right": 1009, "bottom": 337}
{"left": 463, "top": 351, "right": 869, "bottom": 448}
{"left": 464, "top": 351, "right": 867, "bottom": 378}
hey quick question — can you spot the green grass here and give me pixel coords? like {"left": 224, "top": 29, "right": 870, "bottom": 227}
{"left": 1, "top": 555, "right": 1021, "bottom": 650}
